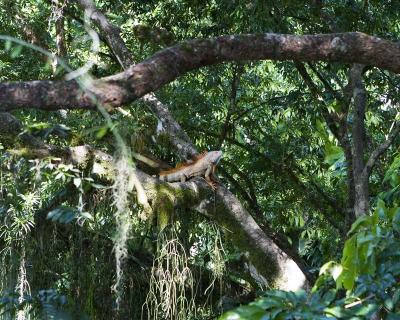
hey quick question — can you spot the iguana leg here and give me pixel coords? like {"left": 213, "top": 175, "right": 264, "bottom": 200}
{"left": 205, "top": 165, "right": 217, "bottom": 190}
{"left": 180, "top": 174, "right": 187, "bottom": 183}
{"left": 211, "top": 164, "right": 218, "bottom": 180}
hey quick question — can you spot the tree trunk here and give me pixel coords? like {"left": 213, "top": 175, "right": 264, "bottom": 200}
{"left": 350, "top": 65, "right": 369, "bottom": 218}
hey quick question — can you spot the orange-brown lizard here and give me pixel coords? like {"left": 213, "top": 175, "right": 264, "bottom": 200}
{"left": 158, "top": 150, "right": 222, "bottom": 189}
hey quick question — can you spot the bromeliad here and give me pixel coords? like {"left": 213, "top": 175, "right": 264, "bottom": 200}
{"left": 159, "top": 150, "right": 223, "bottom": 189}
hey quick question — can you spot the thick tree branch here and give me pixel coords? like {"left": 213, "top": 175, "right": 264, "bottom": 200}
{"left": 1, "top": 32, "right": 400, "bottom": 111}
{"left": 54, "top": 0, "right": 67, "bottom": 59}
{"left": 351, "top": 65, "right": 367, "bottom": 177}
{"left": 218, "top": 164, "right": 309, "bottom": 272}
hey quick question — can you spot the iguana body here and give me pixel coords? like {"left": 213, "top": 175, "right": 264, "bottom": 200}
{"left": 159, "top": 150, "right": 223, "bottom": 189}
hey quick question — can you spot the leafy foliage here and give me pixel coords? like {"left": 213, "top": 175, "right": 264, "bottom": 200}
{"left": 0, "top": 0, "right": 399, "bottom": 319}
{"left": 221, "top": 201, "right": 400, "bottom": 319}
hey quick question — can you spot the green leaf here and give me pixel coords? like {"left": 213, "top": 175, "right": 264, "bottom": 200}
{"left": 10, "top": 45, "right": 23, "bottom": 58}
{"left": 59, "top": 211, "right": 76, "bottom": 224}
{"left": 392, "top": 288, "right": 400, "bottom": 305}
{"left": 95, "top": 126, "right": 109, "bottom": 139}
{"left": 375, "top": 198, "right": 387, "bottom": 219}
{"left": 319, "top": 261, "right": 336, "bottom": 275}
{"left": 79, "top": 211, "right": 93, "bottom": 220}
{"left": 324, "top": 144, "right": 344, "bottom": 166}
{"left": 47, "top": 208, "right": 64, "bottom": 221}
{"left": 5, "top": 40, "right": 12, "bottom": 51}
{"left": 387, "top": 207, "right": 400, "bottom": 220}
{"left": 387, "top": 312, "right": 400, "bottom": 320}
{"left": 383, "top": 155, "right": 400, "bottom": 183}
{"left": 323, "top": 306, "right": 350, "bottom": 318}
{"left": 338, "top": 236, "right": 357, "bottom": 290}
{"left": 252, "top": 298, "right": 282, "bottom": 310}
{"left": 353, "top": 303, "right": 378, "bottom": 316}
{"left": 321, "top": 289, "right": 336, "bottom": 305}
{"left": 47, "top": 206, "right": 77, "bottom": 224}
{"left": 220, "top": 306, "right": 267, "bottom": 320}
{"left": 348, "top": 215, "right": 371, "bottom": 234}
{"left": 384, "top": 297, "right": 394, "bottom": 311}
{"left": 393, "top": 209, "right": 400, "bottom": 232}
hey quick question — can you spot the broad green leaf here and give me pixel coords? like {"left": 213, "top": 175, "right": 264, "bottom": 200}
{"left": 47, "top": 206, "right": 77, "bottom": 224}
{"left": 252, "top": 298, "right": 282, "bottom": 309}
{"left": 324, "top": 144, "right": 344, "bottom": 165}
{"left": 220, "top": 306, "right": 267, "bottom": 320}
{"left": 96, "top": 126, "right": 109, "bottom": 139}
{"left": 384, "top": 298, "right": 394, "bottom": 311}
{"left": 79, "top": 211, "right": 94, "bottom": 220}
{"left": 319, "top": 261, "right": 337, "bottom": 275}
{"left": 348, "top": 216, "right": 371, "bottom": 235}
{"left": 10, "top": 45, "right": 22, "bottom": 58}
{"left": 5, "top": 40, "right": 11, "bottom": 51}
{"left": 323, "top": 306, "right": 350, "bottom": 318}
{"left": 393, "top": 209, "right": 400, "bottom": 232}
{"left": 353, "top": 303, "right": 378, "bottom": 316}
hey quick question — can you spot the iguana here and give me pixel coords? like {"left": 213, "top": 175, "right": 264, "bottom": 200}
{"left": 159, "top": 150, "right": 223, "bottom": 189}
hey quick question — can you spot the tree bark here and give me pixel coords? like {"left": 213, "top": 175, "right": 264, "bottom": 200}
{"left": 55, "top": 0, "right": 67, "bottom": 59}
{"left": 1, "top": 32, "right": 400, "bottom": 111}
{"left": 349, "top": 65, "right": 370, "bottom": 218}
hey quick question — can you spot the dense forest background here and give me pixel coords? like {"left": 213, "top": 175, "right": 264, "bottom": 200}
{"left": 0, "top": 0, "right": 400, "bottom": 319}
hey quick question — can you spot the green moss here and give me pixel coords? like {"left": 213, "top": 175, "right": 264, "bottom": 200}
{"left": 156, "top": 196, "right": 174, "bottom": 231}
{"left": 153, "top": 185, "right": 178, "bottom": 231}
{"left": 151, "top": 181, "right": 281, "bottom": 286}
{"left": 92, "top": 159, "right": 114, "bottom": 180}
{"left": 212, "top": 206, "right": 280, "bottom": 287}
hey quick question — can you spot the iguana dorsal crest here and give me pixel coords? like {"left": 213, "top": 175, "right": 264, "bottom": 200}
{"left": 159, "top": 151, "right": 207, "bottom": 176}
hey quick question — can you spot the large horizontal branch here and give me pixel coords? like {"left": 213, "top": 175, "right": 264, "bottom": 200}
{"left": 1, "top": 32, "right": 400, "bottom": 111}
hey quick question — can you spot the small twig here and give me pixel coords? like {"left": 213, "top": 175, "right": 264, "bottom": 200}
{"left": 344, "top": 294, "right": 375, "bottom": 309}
{"left": 363, "top": 120, "right": 400, "bottom": 178}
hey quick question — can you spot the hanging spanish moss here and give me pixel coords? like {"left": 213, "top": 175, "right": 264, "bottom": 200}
{"left": 143, "top": 226, "right": 196, "bottom": 320}
{"left": 111, "top": 153, "right": 133, "bottom": 311}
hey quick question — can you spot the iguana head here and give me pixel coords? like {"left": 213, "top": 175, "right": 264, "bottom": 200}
{"left": 205, "top": 150, "right": 223, "bottom": 164}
